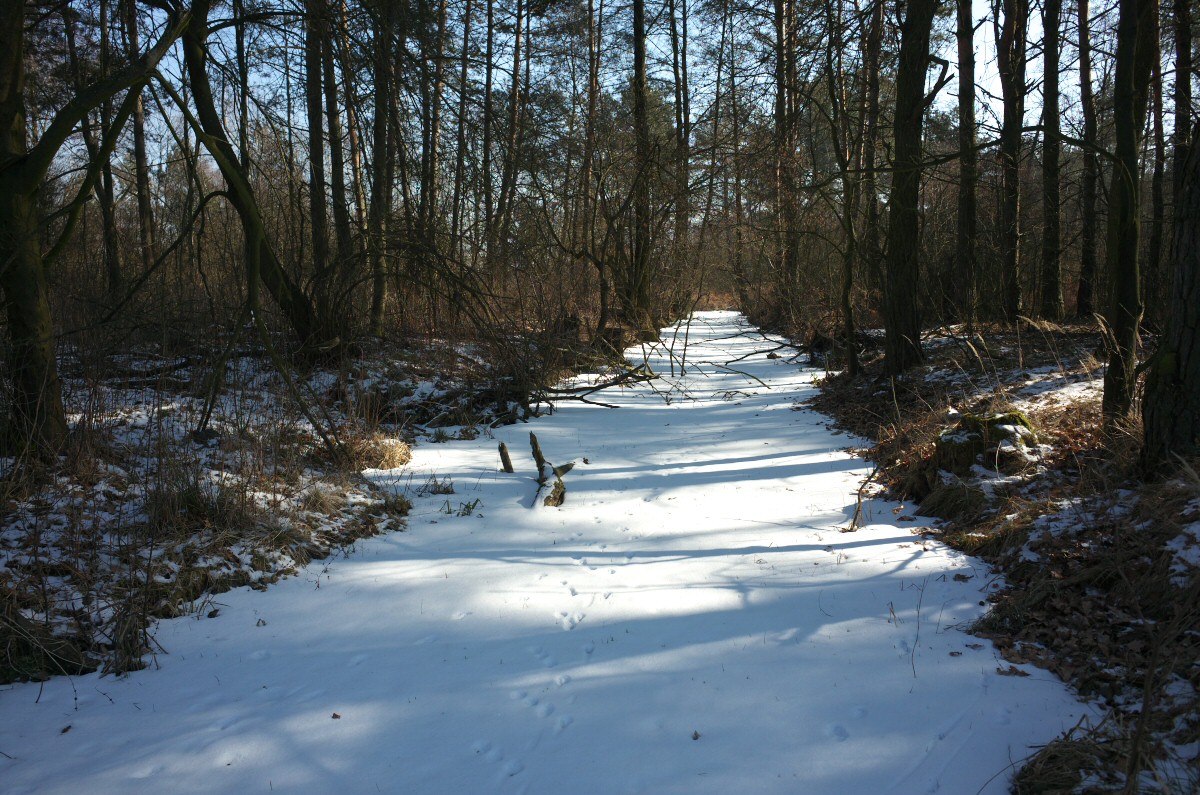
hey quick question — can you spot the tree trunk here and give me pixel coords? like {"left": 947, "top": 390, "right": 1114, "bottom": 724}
{"left": 668, "top": 0, "right": 690, "bottom": 285}
{"left": 0, "top": 196, "right": 68, "bottom": 454}
{"left": 121, "top": 0, "right": 156, "bottom": 277}
{"left": 1039, "top": 0, "right": 1064, "bottom": 319}
{"left": 579, "top": 0, "right": 601, "bottom": 247}
{"left": 729, "top": 0, "right": 748, "bottom": 310}
{"left": 96, "top": 0, "right": 122, "bottom": 294}
{"left": 1173, "top": 0, "right": 1192, "bottom": 213}
{"left": 305, "top": 0, "right": 332, "bottom": 328}
{"left": 450, "top": 0, "right": 474, "bottom": 261}
{"left": 323, "top": 15, "right": 355, "bottom": 272}
{"left": 1142, "top": 120, "right": 1200, "bottom": 468}
{"left": 336, "top": 0, "right": 368, "bottom": 243}
{"left": 235, "top": 0, "right": 250, "bottom": 163}
{"left": 825, "top": 0, "right": 860, "bottom": 374}
{"left": 492, "top": 0, "right": 524, "bottom": 257}
{"left": 995, "top": 0, "right": 1029, "bottom": 321}
{"left": 698, "top": 1, "right": 725, "bottom": 249}
{"left": 582, "top": 0, "right": 605, "bottom": 335}
{"left": 860, "top": 0, "right": 885, "bottom": 298}
{"left": 481, "top": 0, "right": 495, "bottom": 253}
{"left": 627, "top": 0, "right": 654, "bottom": 334}
{"left": 63, "top": 3, "right": 123, "bottom": 295}
{"left": 1143, "top": 52, "right": 1166, "bottom": 330}
{"left": 1102, "top": 0, "right": 1158, "bottom": 420}
{"left": 419, "top": 0, "right": 448, "bottom": 250}
{"left": 773, "top": 0, "right": 799, "bottom": 323}
{"left": 0, "top": 0, "right": 187, "bottom": 454}
{"left": 368, "top": 4, "right": 393, "bottom": 336}
{"left": 180, "top": 0, "right": 319, "bottom": 346}
{"left": 1076, "top": 0, "right": 1099, "bottom": 318}
{"left": 883, "top": 0, "right": 939, "bottom": 374}
{"left": 956, "top": 0, "right": 977, "bottom": 328}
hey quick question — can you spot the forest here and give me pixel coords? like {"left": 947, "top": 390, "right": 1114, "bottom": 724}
{"left": 0, "top": 0, "right": 1192, "bottom": 457}
{"left": 1, "top": 0, "right": 1199, "bottom": 789}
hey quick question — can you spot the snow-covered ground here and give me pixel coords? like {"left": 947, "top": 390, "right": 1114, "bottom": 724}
{"left": 0, "top": 312, "right": 1095, "bottom": 794}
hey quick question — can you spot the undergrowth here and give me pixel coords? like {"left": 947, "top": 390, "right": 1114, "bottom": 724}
{"left": 0, "top": 326, "right": 590, "bottom": 682}
{"left": 1, "top": 321, "right": 615, "bottom": 682}
{"left": 810, "top": 321, "right": 1200, "bottom": 794}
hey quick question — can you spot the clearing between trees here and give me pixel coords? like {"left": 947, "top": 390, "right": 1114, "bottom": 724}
{"left": 1, "top": 312, "right": 1102, "bottom": 794}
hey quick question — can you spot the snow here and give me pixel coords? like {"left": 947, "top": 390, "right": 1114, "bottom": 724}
{"left": 0, "top": 312, "right": 1095, "bottom": 794}
{"left": 1166, "top": 517, "right": 1200, "bottom": 583}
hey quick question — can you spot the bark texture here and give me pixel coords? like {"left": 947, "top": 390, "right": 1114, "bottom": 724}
{"left": 883, "top": 0, "right": 939, "bottom": 373}
{"left": 1143, "top": 121, "right": 1200, "bottom": 467}
{"left": 1102, "top": 0, "right": 1158, "bottom": 419}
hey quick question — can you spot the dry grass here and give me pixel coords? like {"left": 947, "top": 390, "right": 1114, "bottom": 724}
{"left": 300, "top": 484, "right": 348, "bottom": 514}
{"left": 1012, "top": 724, "right": 1120, "bottom": 794}
{"left": 1, "top": 363, "right": 418, "bottom": 680}
{"left": 344, "top": 433, "right": 411, "bottom": 470}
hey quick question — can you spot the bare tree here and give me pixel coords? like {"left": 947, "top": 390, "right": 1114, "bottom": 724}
{"left": 1173, "top": 0, "right": 1192, "bottom": 209}
{"left": 178, "top": 0, "right": 321, "bottom": 346}
{"left": 626, "top": 0, "right": 655, "bottom": 334}
{"left": 1143, "top": 120, "right": 1200, "bottom": 467}
{"left": 1102, "top": 0, "right": 1159, "bottom": 419}
{"left": 1075, "top": 0, "right": 1100, "bottom": 319}
{"left": 995, "top": 0, "right": 1029, "bottom": 321}
{"left": 884, "top": 0, "right": 942, "bottom": 373}
{"left": 0, "top": 0, "right": 186, "bottom": 455}
{"left": 1039, "top": 0, "right": 1064, "bottom": 319}
{"left": 956, "top": 0, "right": 977, "bottom": 327}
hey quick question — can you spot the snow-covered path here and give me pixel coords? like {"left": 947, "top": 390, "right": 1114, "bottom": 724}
{"left": 1, "top": 312, "right": 1092, "bottom": 794}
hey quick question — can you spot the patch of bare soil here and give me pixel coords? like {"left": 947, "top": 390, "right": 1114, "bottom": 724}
{"left": 810, "top": 322, "right": 1199, "bottom": 793}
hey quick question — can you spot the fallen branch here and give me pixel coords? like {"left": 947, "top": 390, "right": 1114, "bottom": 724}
{"left": 841, "top": 467, "right": 880, "bottom": 533}
{"left": 542, "top": 368, "right": 658, "bottom": 398}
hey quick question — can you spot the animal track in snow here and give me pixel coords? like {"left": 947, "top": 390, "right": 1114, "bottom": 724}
{"left": 528, "top": 645, "right": 558, "bottom": 668}
{"left": 824, "top": 724, "right": 849, "bottom": 742}
{"left": 470, "top": 736, "right": 516, "bottom": 777}
{"left": 557, "top": 611, "right": 584, "bottom": 630}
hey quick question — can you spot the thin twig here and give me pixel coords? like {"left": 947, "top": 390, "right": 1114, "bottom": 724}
{"left": 911, "top": 576, "right": 927, "bottom": 678}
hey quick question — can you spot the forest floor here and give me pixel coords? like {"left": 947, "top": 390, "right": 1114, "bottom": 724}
{"left": 809, "top": 320, "right": 1200, "bottom": 792}
{"left": 0, "top": 311, "right": 1194, "bottom": 793}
